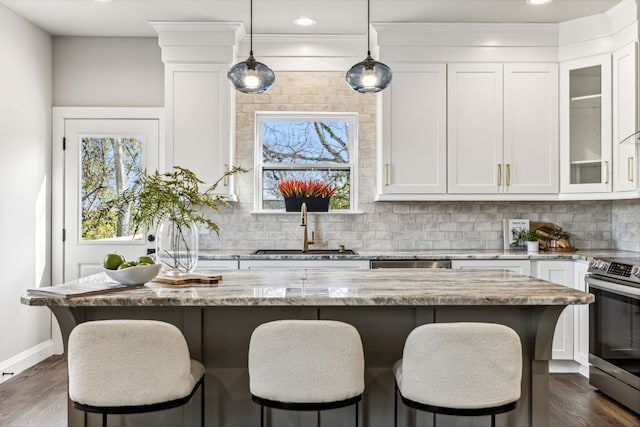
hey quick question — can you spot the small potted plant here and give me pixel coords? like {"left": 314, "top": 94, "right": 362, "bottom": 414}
{"left": 520, "top": 229, "right": 539, "bottom": 253}
{"left": 277, "top": 179, "right": 336, "bottom": 212}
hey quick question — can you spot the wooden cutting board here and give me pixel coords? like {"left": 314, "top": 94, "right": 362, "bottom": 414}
{"left": 153, "top": 273, "right": 221, "bottom": 286}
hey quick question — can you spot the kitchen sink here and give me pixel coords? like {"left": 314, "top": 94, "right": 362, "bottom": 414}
{"left": 251, "top": 249, "right": 358, "bottom": 255}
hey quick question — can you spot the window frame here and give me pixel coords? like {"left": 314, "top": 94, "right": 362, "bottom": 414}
{"left": 254, "top": 111, "right": 359, "bottom": 213}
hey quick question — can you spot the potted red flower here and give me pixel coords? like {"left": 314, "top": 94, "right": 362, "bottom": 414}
{"left": 277, "top": 179, "right": 336, "bottom": 212}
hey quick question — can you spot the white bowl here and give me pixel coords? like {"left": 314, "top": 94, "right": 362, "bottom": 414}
{"left": 103, "top": 263, "right": 161, "bottom": 285}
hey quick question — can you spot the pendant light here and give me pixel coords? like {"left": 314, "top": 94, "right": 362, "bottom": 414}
{"left": 345, "top": 0, "right": 392, "bottom": 93}
{"left": 228, "top": 0, "right": 275, "bottom": 93}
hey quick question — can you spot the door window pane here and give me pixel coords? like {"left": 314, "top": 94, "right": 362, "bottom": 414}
{"left": 80, "top": 136, "right": 143, "bottom": 241}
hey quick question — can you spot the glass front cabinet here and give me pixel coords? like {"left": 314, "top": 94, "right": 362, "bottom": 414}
{"left": 560, "top": 54, "right": 612, "bottom": 193}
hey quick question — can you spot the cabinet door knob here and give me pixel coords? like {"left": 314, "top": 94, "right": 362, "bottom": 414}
{"left": 506, "top": 163, "right": 511, "bottom": 187}
{"left": 628, "top": 157, "right": 634, "bottom": 182}
{"left": 223, "top": 164, "right": 229, "bottom": 187}
{"left": 497, "top": 164, "right": 502, "bottom": 186}
{"left": 604, "top": 160, "right": 609, "bottom": 184}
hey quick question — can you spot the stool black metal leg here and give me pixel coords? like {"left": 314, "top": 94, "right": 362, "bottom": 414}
{"left": 491, "top": 414, "right": 496, "bottom": 427}
{"left": 260, "top": 404, "right": 264, "bottom": 427}
{"left": 394, "top": 383, "right": 398, "bottom": 427}
{"left": 102, "top": 413, "right": 107, "bottom": 427}
{"left": 201, "top": 378, "right": 205, "bottom": 427}
{"left": 355, "top": 400, "right": 359, "bottom": 427}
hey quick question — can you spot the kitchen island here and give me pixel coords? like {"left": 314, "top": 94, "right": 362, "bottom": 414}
{"left": 22, "top": 268, "right": 593, "bottom": 427}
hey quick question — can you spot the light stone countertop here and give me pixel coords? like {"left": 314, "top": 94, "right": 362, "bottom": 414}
{"left": 22, "top": 268, "right": 594, "bottom": 308}
{"left": 197, "top": 248, "right": 640, "bottom": 261}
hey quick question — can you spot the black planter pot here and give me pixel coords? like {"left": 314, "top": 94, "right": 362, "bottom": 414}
{"left": 284, "top": 197, "right": 330, "bottom": 212}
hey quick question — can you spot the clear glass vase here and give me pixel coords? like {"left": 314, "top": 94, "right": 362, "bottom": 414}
{"left": 156, "top": 219, "right": 199, "bottom": 276}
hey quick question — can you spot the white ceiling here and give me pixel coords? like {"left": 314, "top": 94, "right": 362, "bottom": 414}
{"left": 0, "top": 0, "right": 623, "bottom": 38}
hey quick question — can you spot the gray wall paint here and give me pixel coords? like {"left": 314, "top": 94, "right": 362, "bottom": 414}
{"left": 53, "top": 37, "right": 163, "bottom": 107}
{"left": 0, "top": 4, "right": 52, "bottom": 365}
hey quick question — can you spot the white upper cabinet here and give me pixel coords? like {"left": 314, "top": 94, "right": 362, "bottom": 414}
{"left": 377, "top": 63, "right": 447, "bottom": 199}
{"left": 166, "top": 63, "right": 233, "bottom": 194}
{"left": 612, "top": 42, "right": 638, "bottom": 192}
{"left": 151, "top": 22, "right": 241, "bottom": 198}
{"left": 560, "top": 55, "right": 612, "bottom": 194}
{"left": 504, "top": 63, "right": 559, "bottom": 194}
{"left": 448, "top": 63, "right": 504, "bottom": 194}
{"left": 448, "top": 63, "right": 558, "bottom": 194}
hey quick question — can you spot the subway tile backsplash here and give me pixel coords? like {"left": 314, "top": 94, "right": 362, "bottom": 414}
{"left": 198, "top": 71, "right": 637, "bottom": 253}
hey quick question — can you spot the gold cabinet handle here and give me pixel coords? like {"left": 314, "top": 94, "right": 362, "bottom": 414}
{"left": 628, "top": 157, "right": 634, "bottom": 182}
{"left": 385, "top": 163, "right": 390, "bottom": 186}
{"left": 604, "top": 160, "right": 609, "bottom": 184}
{"left": 506, "top": 163, "right": 511, "bottom": 187}
{"left": 223, "top": 164, "right": 229, "bottom": 187}
{"left": 497, "top": 164, "right": 502, "bottom": 186}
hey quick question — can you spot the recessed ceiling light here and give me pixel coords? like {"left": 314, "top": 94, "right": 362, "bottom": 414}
{"left": 526, "top": 0, "right": 554, "bottom": 5}
{"left": 293, "top": 17, "right": 317, "bottom": 27}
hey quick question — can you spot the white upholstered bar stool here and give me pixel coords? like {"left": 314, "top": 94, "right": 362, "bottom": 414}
{"left": 248, "top": 319, "right": 365, "bottom": 427}
{"left": 394, "top": 322, "right": 522, "bottom": 427}
{"left": 68, "top": 319, "right": 206, "bottom": 427}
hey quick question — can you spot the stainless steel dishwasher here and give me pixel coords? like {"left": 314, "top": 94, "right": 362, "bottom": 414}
{"left": 370, "top": 260, "right": 451, "bottom": 269}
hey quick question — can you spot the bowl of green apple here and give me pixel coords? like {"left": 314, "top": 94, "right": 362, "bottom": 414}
{"left": 102, "top": 254, "right": 161, "bottom": 285}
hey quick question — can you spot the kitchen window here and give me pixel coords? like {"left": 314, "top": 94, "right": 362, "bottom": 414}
{"left": 255, "top": 111, "right": 358, "bottom": 212}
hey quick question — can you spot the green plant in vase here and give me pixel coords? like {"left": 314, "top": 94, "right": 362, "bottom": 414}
{"left": 118, "top": 165, "right": 246, "bottom": 275}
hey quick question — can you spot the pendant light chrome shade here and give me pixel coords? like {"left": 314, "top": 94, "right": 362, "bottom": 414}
{"left": 346, "top": 0, "right": 392, "bottom": 93}
{"left": 228, "top": 0, "right": 275, "bottom": 93}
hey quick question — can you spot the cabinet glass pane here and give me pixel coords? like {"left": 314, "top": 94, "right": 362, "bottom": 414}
{"left": 569, "top": 65, "right": 603, "bottom": 184}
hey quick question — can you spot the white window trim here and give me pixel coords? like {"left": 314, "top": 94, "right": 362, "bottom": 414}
{"left": 253, "top": 111, "right": 359, "bottom": 213}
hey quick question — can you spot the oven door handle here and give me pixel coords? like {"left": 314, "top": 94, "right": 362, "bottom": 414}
{"left": 587, "top": 276, "right": 640, "bottom": 300}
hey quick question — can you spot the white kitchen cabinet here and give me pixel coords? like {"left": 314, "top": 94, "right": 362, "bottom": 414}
{"left": 448, "top": 63, "right": 503, "bottom": 194}
{"left": 377, "top": 63, "right": 447, "bottom": 198}
{"left": 612, "top": 42, "right": 638, "bottom": 193}
{"left": 165, "top": 63, "right": 235, "bottom": 196}
{"left": 152, "top": 22, "right": 241, "bottom": 198}
{"left": 196, "top": 259, "right": 239, "bottom": 271}
{"left": 534, "top": 260, "right": 575, "bottom": 361}
{"left": 451, "top": 259, "right": 530, "bottom": 275}
{"left": 503, "top": 63, "right": 559, "bottom": 194}
{"left": 560, "top": 54, "right": 612, "bottom": 193}
{"left": 573, "top": 261, "right": 589, "bottom": 375}
{"left": 239, "top": 259, "right": 370, "bottom": 270}
{"left": 448, "top": 63, "right": 558, "bottom": 194}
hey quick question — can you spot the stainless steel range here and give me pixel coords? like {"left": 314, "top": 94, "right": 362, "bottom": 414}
{"left": 586, "top": 257, "right": 640, "bottom": 414}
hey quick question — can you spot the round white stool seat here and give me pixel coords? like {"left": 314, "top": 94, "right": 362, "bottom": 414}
{"left": 68, "top": 319, "right": 205, "bottom": 427}
{"left": 394, "top": 322, "right": 522, "bottom": 426}
{"left": 248, "top": 319, "right": 365, "bottom": 426}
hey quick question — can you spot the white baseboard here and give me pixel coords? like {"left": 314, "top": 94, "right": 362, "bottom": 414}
{"left": 0, "top": 340, "right": 55, "bottom": 385}
{"left": 549, "top": 359, "right": 585, "bottom": 374}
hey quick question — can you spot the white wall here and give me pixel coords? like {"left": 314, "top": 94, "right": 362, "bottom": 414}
{"left": 53, "top": 36, "right": 163, "bottom": 107}
{"left": 0, "top": 4, "right": 53, "bottom": 381}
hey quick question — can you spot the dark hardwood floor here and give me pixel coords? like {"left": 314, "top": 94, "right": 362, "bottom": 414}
{"left": 1, "top": 355, "right": 639, "bottom": 426}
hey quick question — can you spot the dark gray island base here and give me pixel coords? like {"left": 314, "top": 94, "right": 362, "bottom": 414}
{"left": 22, "top": 268, "right": 594, "bottom": 427}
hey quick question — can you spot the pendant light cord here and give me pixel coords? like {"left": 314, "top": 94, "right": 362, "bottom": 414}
{"left": 367, "top": 0, "right": 371, "bottom": 56}
{"left": 249, "top": 0, "right": 253, "bottom": 55}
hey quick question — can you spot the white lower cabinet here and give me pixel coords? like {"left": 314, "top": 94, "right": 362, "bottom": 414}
{"left": 533, "top": 260, "right": 589, "bottom": 375}
{"left": 451, "top": 259, "right": 531, "bottom": 275}
{"left": 195, "top": 260, "right": 239, "bottom": 271}
{"left": 239, "top": 259, "right": 370, "bottom": 270}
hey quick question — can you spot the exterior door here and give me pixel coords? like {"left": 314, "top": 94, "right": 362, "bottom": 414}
{"left": 61, "top": 117, "right": 160, "bottom": 282}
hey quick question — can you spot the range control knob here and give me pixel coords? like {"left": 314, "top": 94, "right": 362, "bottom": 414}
{"left": 597, "top": 261, "right": 609, "bottom": 271}
{"left": 632, "top": 266, "right": 640, "bottom": 278}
